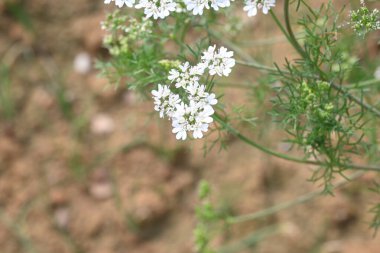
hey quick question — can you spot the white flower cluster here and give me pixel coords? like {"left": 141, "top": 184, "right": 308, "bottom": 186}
{"left": 152, "top": 45, "right": 235, "bottom": 140}
{"left": 243, "top": 0, "right": 276, "bottom": 17}
{"left": 184, "top": 0, "right": 232, "bottom": 15}
{"left": 104, "top": 0, "right": 276, "bottom": 19}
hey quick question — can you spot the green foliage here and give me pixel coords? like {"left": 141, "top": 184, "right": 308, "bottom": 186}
{"left": 198, "top": 180, "right": 212, "bottom": 200}
{"left": 193, "top": 180, "right": 233, "bottom": 253}
{"left": 194, "top": 180, "right": 217, "bottom": 253}
{"left": 4, "top": 0, "right": 34, "bottom": 31}
{"left": 271, "top": 3, "right": 369, "bottom": 191}
{"left": 97, "top": 11, "right": 169, "bottom": 93}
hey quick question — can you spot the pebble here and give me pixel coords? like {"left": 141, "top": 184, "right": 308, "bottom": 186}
{"left": 90, "top": 113, "right": 115, "bottom": 135}
{"left": 73, "top": 52, "right": 92, "bottom": 74}
{"left": 132, "top": 189, "right": 169, "bottom": 226}
{"left": 53, "top": 207, "right": 70, "bottom": 230}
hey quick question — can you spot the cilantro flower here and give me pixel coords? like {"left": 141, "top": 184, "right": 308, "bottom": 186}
{"left": 172, "top": 101, "right": 214, "bottom": 140}
{"left": 151, "top": 45, "right": 234, "bottom": 140}
{"left": 104, "top": 0, "right": 135, "bottom": 8}
{"left": 103, "top": 0, "right": 275, "bottom": 19}
{"left": 202, "top": 46, "right": 236, "bottom": 76}
{"left": 184, "top": 0, "right": 209, "bottom": 15}
{"left": 168, "top": 62, "right": 204, "bottom": 89}
{"left": 135, "top": 0, "right": 177, "bottom": 19}
{"left": 210, "top": 0, "right": 232, "bottom": 11}
{"left": 243, "top": 0, "right": 276, "bottom": 17}
{"left": 152, "top": 84, "right": 180, "bottom": 118}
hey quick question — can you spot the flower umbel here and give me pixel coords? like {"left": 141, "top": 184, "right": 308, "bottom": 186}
{"left": 202, "top": 46, "right": 236, "bottom": 76}
{"left": 151, "top": 45, "right": 235, "bottom": 140}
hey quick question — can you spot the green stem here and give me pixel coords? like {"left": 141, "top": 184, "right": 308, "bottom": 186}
{"left": 283, "top": 0, "right": 309, "bottom": 59}
{"left": 236, "top": 60, "right": 277, "bottom": 72}
{"left": 209, "top": 30, "right": 275, "bottom": 73}
{"left": 214, "top": 113, "right": 380, "bottom": 172}
{"left": 269, "top": 10, "right": 294, "bottom": 53}
{"left": 218, "top": 225, "right": 279, "bottom": 253}
{"left": 227, "top": 171, "right": 364, "bottom": 224}
{"left": 215, "top": 80, "right": 257, "bottom": 89}
{"left": 346, "top": 78, "right": 380, "bottom": 89}
{"left": 207, "top": 75, "right": 216, "bottom": 92}
{"left": 330, "top": 82, "right": 380, "bottom": 118}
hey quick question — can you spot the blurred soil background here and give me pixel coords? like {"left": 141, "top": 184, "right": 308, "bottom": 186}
{"left": 1, "top": 0, "right": 380, "bottom": 252}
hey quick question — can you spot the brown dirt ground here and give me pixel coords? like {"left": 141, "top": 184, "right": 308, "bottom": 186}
{"left": 1, "top": 0, "right": 380, "bottom": 253}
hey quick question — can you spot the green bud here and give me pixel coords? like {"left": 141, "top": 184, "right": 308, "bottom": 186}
{"left": 198, "top": 180, "right": 211, "bottom": 200}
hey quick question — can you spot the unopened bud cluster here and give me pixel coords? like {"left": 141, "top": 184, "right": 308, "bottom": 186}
{"left": 101, "top": 11, "right": 153, "bottom": 56}
{"left": 350, "top": 1, "right": 380, "bottom": 37}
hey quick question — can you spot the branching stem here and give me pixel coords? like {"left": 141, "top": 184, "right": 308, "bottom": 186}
{"left": 213, "top": 113, "right": 380, "bottom": 172}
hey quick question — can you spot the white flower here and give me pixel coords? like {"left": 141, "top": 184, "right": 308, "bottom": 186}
{"left": 171, "top": 101, "right": 214, "bottom": 140}
{"left": 190, "top": 62, "right": 208, "bottom": 76}
{"left": 104, "top": 0, "right": 135, "bottom": 8}
{"left": 203, "top": 46, "right": 235, "bottom": 76}
{"left": 151, "top": 45, "right": 234, "bottom": 141}
{"left": 243, "top": 0, "right": 258, "bottom": 17}
{"left": 243, "top": 0, "right": 276, "bottom": 17}
{"left": 184, "top": 0, "right": 209, "bottom": 15}
{"left": 210, "top": 0, "right": 231, "bottom": 11}
{"left": 170, "top": 84, "right": 217, "bottom": 140}
{"left": 168, "top": 62, "right": 201, "bottom": 89}
{"left": 201, "top": 45, "right": 217, "bottom": 63}
{"left": 262, "top": 0, "right": 275, "bottom": 14}
{"left": 152, "top": 84, "right": 180, "bottom": 118}
{"left": 205, "top": 93, "right": 218, "bottom": 105}
{"left": 185, "top": 82, "right": 218, "bottom": 106}
{"left": 168, "top": 69, "right": 180, "bottom": 81}
{"left": 135, "top": 0, "right": 177, "bottom": 19}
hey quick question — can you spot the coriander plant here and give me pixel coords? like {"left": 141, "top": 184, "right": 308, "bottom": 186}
{"left": 99, "top": 0, "right": 380, "bottom": 251}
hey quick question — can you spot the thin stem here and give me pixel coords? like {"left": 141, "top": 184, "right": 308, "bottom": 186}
{"left": 218, "top": 225, "right": 279, "bottom": 253}
{"left": 269, "top": 10, "right": 292, "bottom": 44}
{"left": 227, "top": 171, "right": 364, "bottom": 224}
{"left": 215, "top": 80, "right": 257, "bottom": 89}
{"left": 209, "top": 30, "right": 275, "bottom": 73}
{"left": 346, "top": 78, "right": 380, "bottom": 89}
{"left": 283, "top": 0, "right": 309, "bottom": 59}
{"left": 207, "top": 75, "right": 216, "bottom": 92}
{"left": 236, "top": 60, "right": 277, "bottom": 72}
{"left": 330, "top": 82, "right": 380, "bottom": 118}
{"left": 280, "top": 0, "right": 380, "bottom": 118}
{"left": 238, "top": 57, "right": 380, "bottom": 107}
{"left": 214, "top": 113, "right": 380, "bottom": 172}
